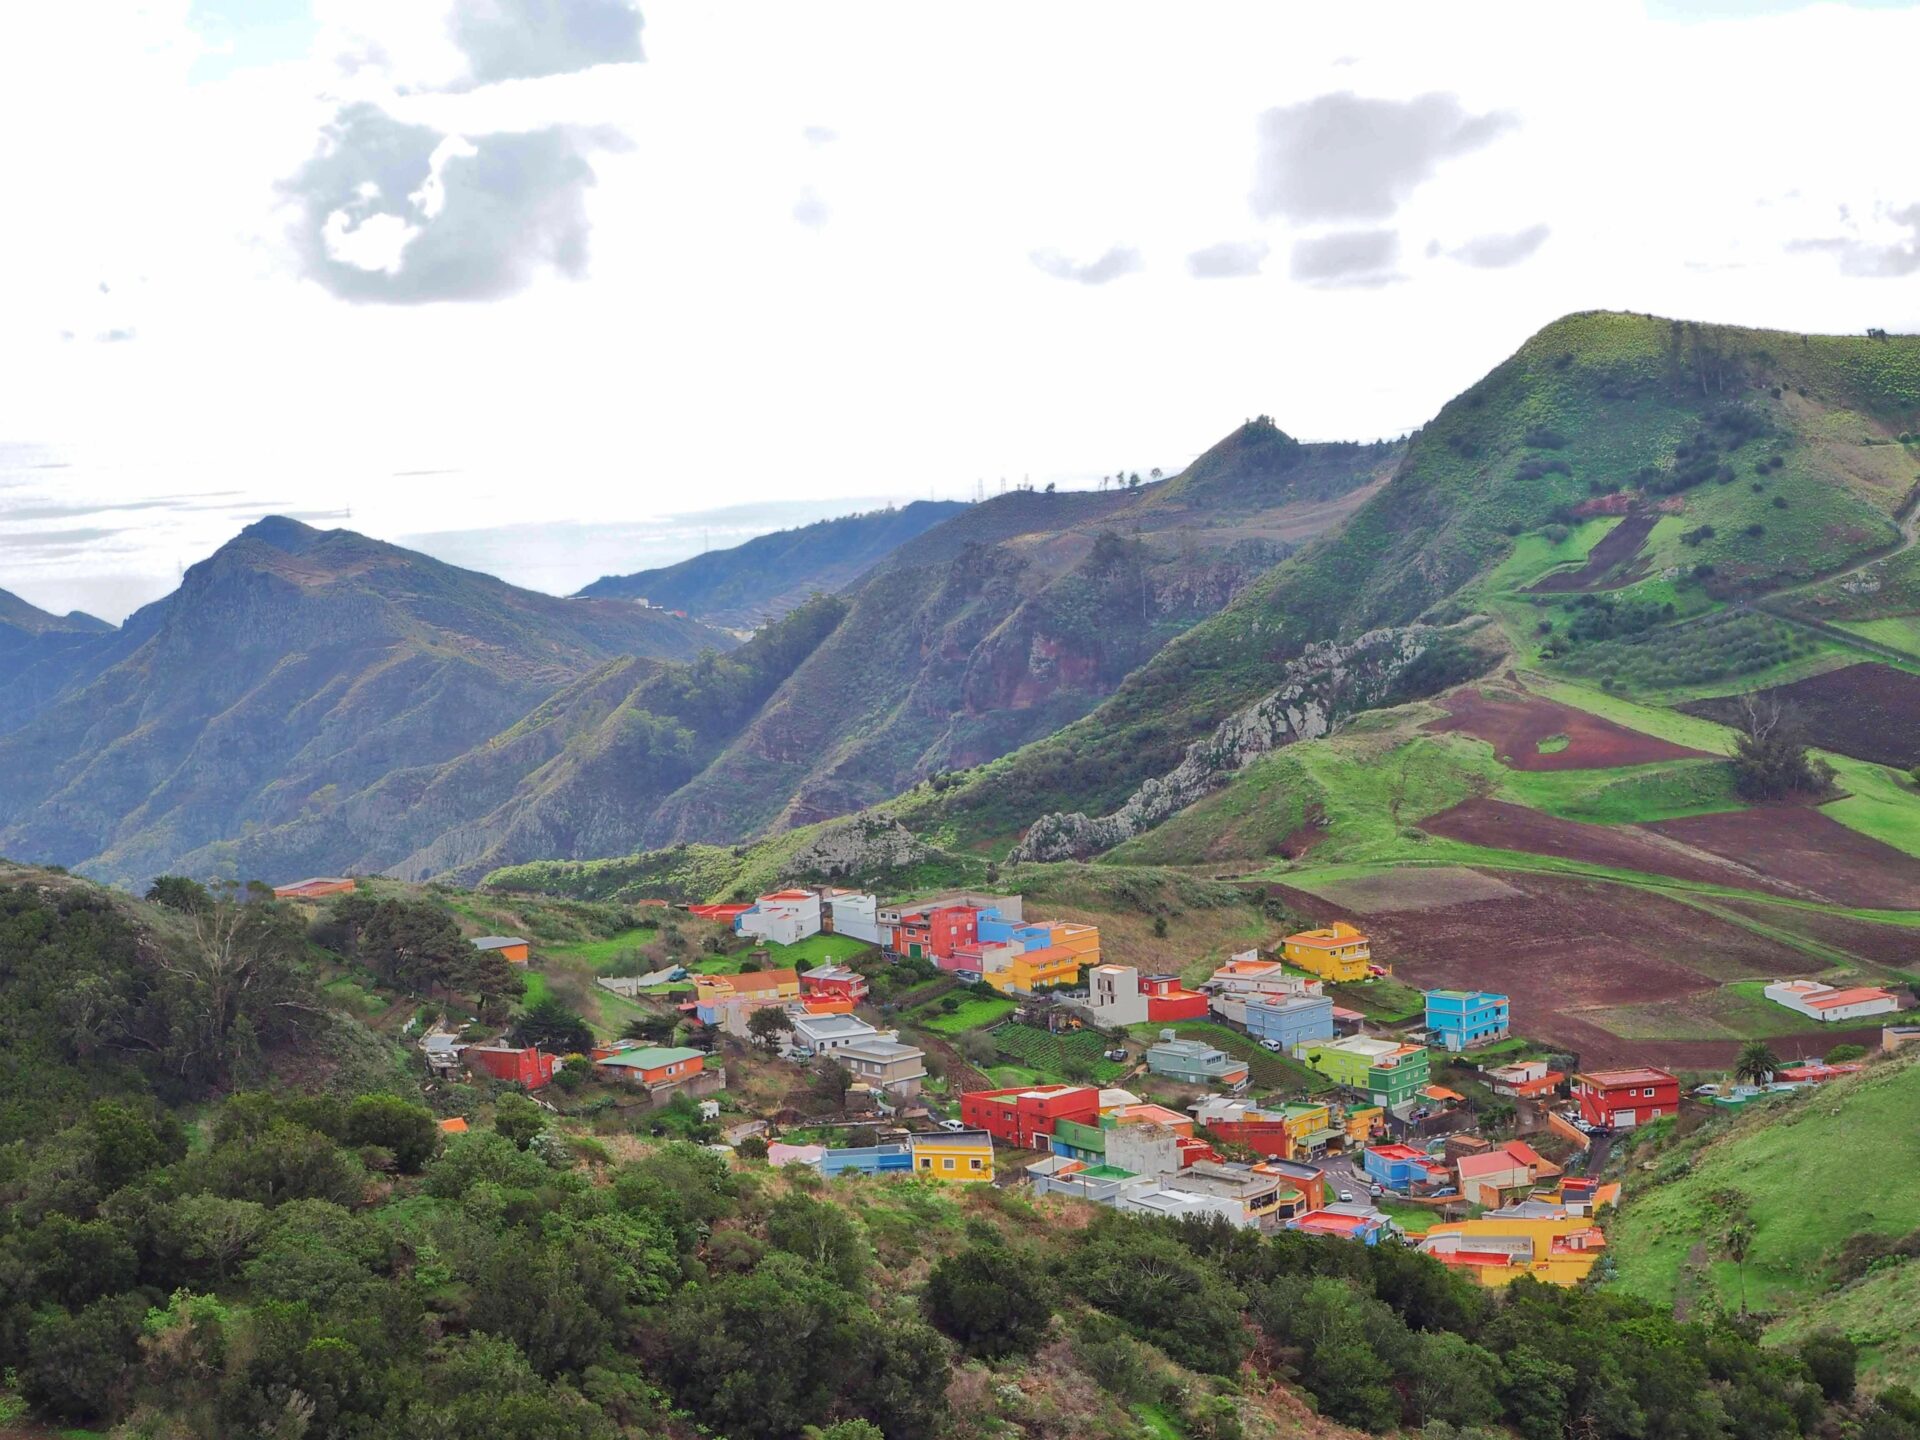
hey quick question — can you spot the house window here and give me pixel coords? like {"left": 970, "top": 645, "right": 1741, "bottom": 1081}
{"left": 970, "top": 1159, "right": 983, "bottom": 1171}
{"left": 1643, "top": 1087, "right": 1656, "bottom": 1097}
{"left": 919, "top": 1158, "right": 932, "bottom": 1170}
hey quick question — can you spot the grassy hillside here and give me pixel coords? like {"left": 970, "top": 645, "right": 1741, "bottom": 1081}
{"left": 1607, "top": 1052, "right": 1920, "bottom": 1383}
{"left": 925, "top": 314, "right": 1920, "bottom": 852}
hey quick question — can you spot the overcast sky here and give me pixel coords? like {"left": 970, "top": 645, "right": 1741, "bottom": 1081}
{"left": 2, "top": 0, "right": 1917, "bottom": 621}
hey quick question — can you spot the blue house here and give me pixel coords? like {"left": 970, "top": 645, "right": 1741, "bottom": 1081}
{"left": 976, "top": 911, "right": 1049, "bottom": 950}
{"left": 818, "top": 1144, "right": 913, "bottom": 1178}
{"left": 1424, "top": 989, "right": 1510, "bottom": 1052}
{"left": 1244, "top": 993, "right": 1335, "bottom": 1055}
{"left": 1362, "top": 1142, "right": 1449, "bottom": 1192}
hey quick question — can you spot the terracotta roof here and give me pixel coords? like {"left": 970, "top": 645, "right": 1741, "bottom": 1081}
{"left": 1502, "top": 1141, "right": 1546, "bottom": 1168}
{"left": 1576, "top": 1067, "right": 1675, "bottom": 1088}
{"left": 706, "top": 968, "right": 799, "bottom": 992}
{"left": 1421, "top": 1085, "right": 1465, "bottom": 1102}
{"left": 438, "top": 1117, "right": 469, "bottom": 1133}
{"left": 1805, "top": 987, "right": 1894, "bottom": 1008}
{"left": 1457, "top": 1150, "right": 1531, "bottom": 1178}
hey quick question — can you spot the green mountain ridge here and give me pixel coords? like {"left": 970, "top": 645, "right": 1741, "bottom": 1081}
{"left": 0, "top": 518, "right": 735, "bottom": 886}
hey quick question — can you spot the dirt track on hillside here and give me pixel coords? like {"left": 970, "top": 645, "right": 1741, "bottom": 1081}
{"left": 1427, "top": 688, "right": 1710, "bottom": 771}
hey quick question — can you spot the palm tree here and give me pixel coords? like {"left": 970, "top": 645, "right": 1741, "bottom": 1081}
{"left": 1734, "top": 1040, "right": 1779, "bottom": 1086}
{"left": 1725, "top": 1222, "right": 1753, "bottom": 1314}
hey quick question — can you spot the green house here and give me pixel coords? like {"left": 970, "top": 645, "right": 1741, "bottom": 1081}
{"left": 1303, "top": 1036, "right": 1430, "bottom": 1108}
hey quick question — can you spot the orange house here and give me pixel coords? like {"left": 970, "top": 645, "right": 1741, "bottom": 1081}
{"left": 594, "top": 1046, "right": 706, "bottom": 1089}
{"left": 472, "top": 936, "right": 530, "bottom": 965}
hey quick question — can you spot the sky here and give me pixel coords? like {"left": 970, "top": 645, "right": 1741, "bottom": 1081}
{"left": 1, "top": 1, "right": 1917, "bottom": 621}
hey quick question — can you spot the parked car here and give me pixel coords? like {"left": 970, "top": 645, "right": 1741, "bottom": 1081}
{"left": 1104, "top": 1048, "right": 1128, "bottom": 1062}
{"left": 1338, "top": 1188, "right": 1355, "bottom": 1203}
{"left": 1260, "top": 1038, "right": 1285, "bottom": 1052}
{"left": 938, "top": 1118, "right": 968, "bottom": 1132}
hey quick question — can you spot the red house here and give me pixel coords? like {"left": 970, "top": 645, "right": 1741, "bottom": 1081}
{"left": 891, "top": 904, "right": 981, "bottom": 962}
{"left": 1140, "top": 974, "right": 1209, "bottom": 1021}
{"left": 960, "top": 1083, "right": 1100, "bottom": 1148}
{"left": 464, "top": 1046, "right": 558, "bottom": 1088}
{"left": 799, "top": 965, "right": 869, "bottom": 1003}
{"left": 1574, "top": 1067, "right": 1679, "bottom": 1129}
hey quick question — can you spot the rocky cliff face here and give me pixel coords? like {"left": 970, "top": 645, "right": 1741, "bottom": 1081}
{"left": 1009, "top": 625, "right": 1442, "bottom": 862}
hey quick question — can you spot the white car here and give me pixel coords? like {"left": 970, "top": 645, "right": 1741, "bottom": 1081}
{"left": 1338, "top": 1188, "right": 1355, "bottom": 1203}
{"left": 1260, "top": 1038, "right": 1285, "bottom": 1052}
{"left": 938, "top": 1118, "right": 968, "bottom": 1132}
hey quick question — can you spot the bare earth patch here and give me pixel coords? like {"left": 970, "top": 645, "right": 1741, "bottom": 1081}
{"left": 1304, "top": 865, "right": 1525, "bottom": 913}
{"left": 1645, "top": 805, "right": 1920, "bottom": 911}
{"left": 1421, "top": 797, "right": 1802, "bottom": 895}
{"left": 1427, "top": 685, "right": 1709, "bottom": 771}
{"left": 1275, "top": 869, "right": 1821, "bottom": 1067}
{"left": 1681, "top": 662, "right": 1920, "bottom": 770}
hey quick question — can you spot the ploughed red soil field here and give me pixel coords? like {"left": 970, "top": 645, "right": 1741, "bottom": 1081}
{"left": 1275, "top": 870, "right": 1826, "bottom": 1068}
{"left": 1426, "top": 687, "right": 1710, "bottom": 771}
{"left": 1715, "top": 898, "right": 1920, "bottom": 969}
{"left": 1681, "top": 662, "right": 1920, "bottom": 770}
{"left": 1419, "top": 797, "right": 1799, "bottom": 894}
{"left": 1525, "top": 513, "right": 1658, "bottom": 593}
{"left": 1646, "top": 806, "right": 1920, "bottom": 911}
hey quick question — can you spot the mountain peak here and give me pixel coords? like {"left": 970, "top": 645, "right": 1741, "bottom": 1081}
{"left": 238, "top": 515, "right": 326, "bottom": 554}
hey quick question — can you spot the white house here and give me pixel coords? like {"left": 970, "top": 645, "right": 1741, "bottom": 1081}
{"left": 1205, "top": 953, "right": 1322, "bottom": 1022}
{"left": 1763, "top": 979, "right": 1900, "bottom": 1024}
{"left": 737, "top": 889, "right": 823, "bottom": 946}
{"left": 1086, "top": 963, "right": 1151, "bottom": 1026}
{"left": 821, "top": 890, "right": 882, "bottom": 945}
{"left": 784, "top": 1011, "right": 886, "bottom": 1059}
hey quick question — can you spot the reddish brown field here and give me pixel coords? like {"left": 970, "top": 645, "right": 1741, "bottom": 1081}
{"left": 1681, "top": 662, "right": 1920, "bottom": 769}
{"left": 1427, "top": 687, "right": 1710, "bottom": 770}
{"left": 1715, "top": 898, "right": 1920, "bottom": 969}
{"left": 1526, "top": 513, "right": 1658, "bottom": 593}
{"left": 1276, "top": 870, "right": 1817, "bottom": 1067}
{"left": 1420, "top": 797, "right": 1798, "bottom": 893}
{"left": 1646, "top": 806, "right": 1920, "bottom": 911}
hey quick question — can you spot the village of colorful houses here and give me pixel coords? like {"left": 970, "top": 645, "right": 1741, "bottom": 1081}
{"left": 358, "top": 875, "right": 1916, "bottom": 1292}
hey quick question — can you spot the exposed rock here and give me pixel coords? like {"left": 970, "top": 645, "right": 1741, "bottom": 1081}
{"left": 1009, "top": 625, "right": 1440, "bottom": 862}
{"left": 790, "top": 813, "right": 929, "bottom": 879}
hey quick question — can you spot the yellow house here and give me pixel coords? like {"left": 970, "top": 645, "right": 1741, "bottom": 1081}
{"left": 1280, "top": 1101, "right": 1331, "bottom": 1156}
{"left": 909, "top": 1129, "right": 994, "bottom": 1183}
{"left": 1417, "top": 1209, "right": 1606, "bottom": 1288}
{"left": 694, "top": 968, "right": 801, "bottom": 1006}
{"left": 1282, "top": 922, "right": 1371, "bottom": 983}
{"left": 983, "top": 942, "right": 1081, "bottom": 995}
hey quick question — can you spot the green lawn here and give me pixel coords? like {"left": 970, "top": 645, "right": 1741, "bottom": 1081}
{"left": 541, "top": 925, "right": 659, "bottom": 971}
{"left": 913, "top": 993, "right": 1016, "bottom": 1035}
{"left": 1608, "top": 1058, "right": 1920, "bottom": 1314}
{"left": 518, "top": 970, "right": 550, "bottom": 1007}
{"left": 1330, "top": 975, "right": 1426, "bottom": 1024}
{"left": 756, "top": 933, "right": 876, "bottom": 967}
{"left": 1837, "top": 616, "right": 1920, "bottom": 660}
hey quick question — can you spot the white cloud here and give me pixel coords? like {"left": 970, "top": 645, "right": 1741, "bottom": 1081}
{"left": 0, "top": 0, "right": 1918, "bottom": 621}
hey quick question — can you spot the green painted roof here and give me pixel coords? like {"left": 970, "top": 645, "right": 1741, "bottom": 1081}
{"left": 596, "top": 1047, "right": 704, "bottom": 1068}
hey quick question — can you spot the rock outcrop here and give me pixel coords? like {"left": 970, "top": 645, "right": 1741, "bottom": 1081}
{"left": 790, "top": 813, "right": 930, "bottom": 879}
{"left": 1010, "top": 625, "right": 1440, "bottom": 862}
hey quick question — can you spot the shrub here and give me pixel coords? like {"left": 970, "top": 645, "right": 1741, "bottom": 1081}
{"left": 925, "top": 1243, "right": 1054, "bottom": 1358}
